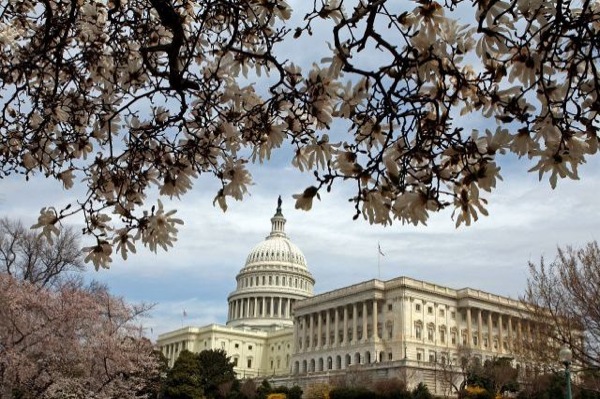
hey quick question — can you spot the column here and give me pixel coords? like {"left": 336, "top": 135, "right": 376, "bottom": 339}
{"left": 343, "top": 306, "right": 349, "bottom": 345}
{"left": 334, "top": 307, "right": 340, "bottom": 346}
{"left": 517, "top": 319, "right": 522, "bottom": 351}
{"left": 498, "top": 314, "right": 504, "bottom": 353}
{"left": 317, "top": 311, "right": 323, "bottom": 348}
{"left": 254, "top": 297, "right": 258, "bottom": 317}
{"left": 293, "top": 316, "right": 299, "bottom": 351}
{"left": 466, "top": 307, "right": 472, "bottom": 346}
{"left": 373, "top": 300, "right": 379, "bottom": 340}
{"left": 487, "top": 311, "right": 493, "bottom": 350}
{"left": 352, "top": 303, "right": 358, "bottom": 344}
{"left": 309, "top": 313, "right": 314, "bottom": 349}
{"left": 508, "top": 317, "right": 513, "bottom": 351}
{"left": 477, "top": 308, "right": 483, "bottom": 349}
{"left": 325, "top": 309, "right": 331, "bottom": 347}
{"left": 288, "top": 299, "right": 293, "bottom": 318}
{"left": 245, "top": 298, "right": 250, "bottom": 318}
{"left": 362, "top": 302, "right": 368, "bottom": 342}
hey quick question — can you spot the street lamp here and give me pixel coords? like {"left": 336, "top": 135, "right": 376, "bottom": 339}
{"left": 559, "top": 346, "right": 573, "bottom": 399}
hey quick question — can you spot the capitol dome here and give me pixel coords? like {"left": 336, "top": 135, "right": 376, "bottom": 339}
{"left": 226, "top": 198, "right": 315, "bottom": 330}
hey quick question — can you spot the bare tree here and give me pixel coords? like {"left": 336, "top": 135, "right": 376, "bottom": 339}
{"left": 523, "top": 241, "right": 600, "bottom": 368}
{"left": 0, "top": 218, "right": 83, "bottom": 288}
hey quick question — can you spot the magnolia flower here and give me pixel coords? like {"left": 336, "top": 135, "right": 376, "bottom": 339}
{"left": 392, "top": 190, "right": 437, "bottom": 226}
{"left": 222, "top": 161, "right": 253, "bottom": 201}
{"left": 361, "top": 191, "right": 392, "bottom": 225}
{"left": 529, "top": 147, "right": 578, "bottom": 189}
{"left": 452, "top": 184, "right": 488, "bottom": 227}
{"left": 58, "top": 169, "right": 75, "bottom": 189}
{"left": 113, "top": 229, "right": 136, "bottom": 261}
{"left": 160, "top": 168, "right": 196, "bottom": 198}
{"left": 140, "top": 200, "right": 183, "bottom": 252}
{"left": 334, "top": 151, "right": 361, "bottom": 176}
{"left": 83, "top": 240, "right": 113, "bottom": 270}
{"left": 31, "top": 207, "right": 60, "bottom": 244}
{"left": 293, "top": 186, "right": 320, "bottom": 211}
{"left": 213, "top": 190, "right": 228, "bottom": 212}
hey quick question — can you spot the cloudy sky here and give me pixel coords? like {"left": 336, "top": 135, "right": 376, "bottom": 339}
{"left": 2, "top": 150, "right": 599, "bottom": 341}
{"left": 1, "top": 1, "right": 599, "bottom": 341}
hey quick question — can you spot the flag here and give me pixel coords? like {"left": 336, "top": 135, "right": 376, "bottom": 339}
{"left": 378, "top": 243, "right": 385, "bottom": 257}
{"left": 183, "top": 309, "right": 188, "bottom": 318}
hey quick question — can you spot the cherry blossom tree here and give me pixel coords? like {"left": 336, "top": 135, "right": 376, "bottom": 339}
{"left": 0, "top": 275, "right": 159, "bottom": 398}
{"left": 0, "top": 0, "right": 598, "bottom": 268}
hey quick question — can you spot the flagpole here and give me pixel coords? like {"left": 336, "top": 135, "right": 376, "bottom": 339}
{"left": 377, "top": 248, "right": 381, "bottom": 279}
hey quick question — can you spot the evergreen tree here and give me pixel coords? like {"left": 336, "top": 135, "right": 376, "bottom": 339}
{"left": 163, "top": 350, "right": 203, "bottom": 399}
{"left": 411, "top": 383, "right": 433, "bottom": 399}
{"left": 197, "top": 349, "right": 237, "bottom": 399}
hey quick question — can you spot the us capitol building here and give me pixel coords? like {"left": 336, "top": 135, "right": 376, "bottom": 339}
{"left": 157, "top": 200, "right": 536, "bottom": 393}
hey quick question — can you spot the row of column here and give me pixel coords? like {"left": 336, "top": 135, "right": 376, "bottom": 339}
{"left": 295, "top": 299, "right": 381, "bottom": 352}
{"left": 463, "top": 307, "right": 530, "bottom": 353}
{"left": 228, "top": 296, "right": 295, "bottom": 320}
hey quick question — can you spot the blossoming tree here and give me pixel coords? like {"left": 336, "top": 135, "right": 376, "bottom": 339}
{"left": 0, "top": 275, "right": 159, "bottom": 398}
{"left": 0, "top": 0, "right": 598, "bottom": 268}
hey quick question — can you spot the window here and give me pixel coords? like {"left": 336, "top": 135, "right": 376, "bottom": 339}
{"left": 440, "top": 328, "right": 446, "bottom": 343}
{"left": 484, "top": 338, "right": 489, "bottom": 348}
{"left": 473, "top": 335, "right": 478, "bottom": 346}
{"left": 415, "top": 324, "right": 422, "bottom": 340}
{"left": 248, "top": 345, "right": 253, "bottom": 350}
{"left": 429, "top": 352, "right": 435, "bottom": 363}
{"left": 428, "top": 327, "right": 434, "bottom": 342}
{"left": 451, "top": 332, "right": 457, "bottom": 345}
{"left": 415, "top": 303, "right": 421, "bottom": 312}
{"left": 451, "top": 311, "right": 456, "bottom": 319}
{"left": 235, "top": 343, "right": 239, "bottom": 349}
{"left": 416, "top": 350, "right": 423, "bottom": 361}
{"left": 247, "top": 358, "right": 252, "bottom": 368}
{"left": 388, "top": 303, "right": 393, "bottom": 311}
{"left": 270, "top": 360, "right": 274, "bottom": 369}
{"left": 233, "top": 357, "right": 238, "bottom": 367}
{"left": 439, "top": 309, "right": 445, "bottom": 317}
{"left": 388, "top": 353, "right": 393, "bottom": 360}
{"left": 427, "top": 306, "right": 433, "bottom": 315}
